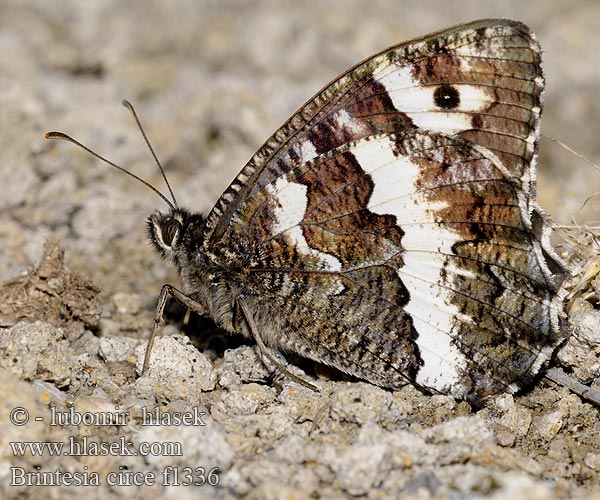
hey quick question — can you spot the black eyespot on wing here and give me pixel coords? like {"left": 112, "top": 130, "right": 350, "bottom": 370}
{"left": 433, "top": 83, "right": 460, "bottom": 109}
{"left": 161, "top": 219, "right": 181, "bottom": 246}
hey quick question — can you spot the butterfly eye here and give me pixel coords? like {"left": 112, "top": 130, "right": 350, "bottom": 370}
{"left": 161, "top": 219, "right": 181, "bottom": 246}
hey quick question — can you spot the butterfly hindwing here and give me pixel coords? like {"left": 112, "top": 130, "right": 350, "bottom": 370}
{"left": 198, "top": 19, "right": 568, "bottom": 404}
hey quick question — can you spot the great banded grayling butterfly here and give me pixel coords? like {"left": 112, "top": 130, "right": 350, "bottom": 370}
{"left": 47, "top": 18, "right": 570, "bottom": 407}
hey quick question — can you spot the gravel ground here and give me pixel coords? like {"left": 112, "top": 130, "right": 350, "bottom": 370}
{"left": 1, "top": 1, "right": 600, "bottom": 499}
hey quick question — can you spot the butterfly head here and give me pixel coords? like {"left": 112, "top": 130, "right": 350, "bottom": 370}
{"left": 147, "top": 208, "right": 206, "bottom": 263}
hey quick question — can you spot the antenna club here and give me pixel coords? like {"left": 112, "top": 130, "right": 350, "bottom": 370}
{"left": 40, "top": 128, "right": 175, "bottom": 211}
{"left": 45, "top": 132, "right": 65, "bottom": 140}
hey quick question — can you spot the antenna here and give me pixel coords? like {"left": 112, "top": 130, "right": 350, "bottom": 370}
{"left": 122, "top": 100, "right": 178, "bottom": 208}
{"left": 44, "top": 131, "right": 175, "bottom": 211}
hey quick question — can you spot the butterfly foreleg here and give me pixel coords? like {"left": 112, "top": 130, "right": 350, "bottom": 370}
{"left": 141, "top": 283, "right": 208, "bottom": 374}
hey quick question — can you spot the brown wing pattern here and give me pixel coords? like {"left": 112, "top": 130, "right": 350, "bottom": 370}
{"left": 201, "top": 19, "right": 568, "bottom": 404}
{"left": 205, "top": 19, "right": 543, "bottom": 244}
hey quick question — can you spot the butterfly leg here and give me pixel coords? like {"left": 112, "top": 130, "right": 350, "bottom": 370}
{"left": 142, "top": 283, "right": 208, "bottom": 374}
{"left": 236, "top": 295, "right": 318, "bottom": 391}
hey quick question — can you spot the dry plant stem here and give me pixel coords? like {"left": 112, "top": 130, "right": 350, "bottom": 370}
{"left": 544, "top": 367, "right": 600, "bottom": 406}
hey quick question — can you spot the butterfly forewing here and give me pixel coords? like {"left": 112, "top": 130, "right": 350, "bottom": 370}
{"left": 205, "top": 19, "right": 542, "bottom": 241}
{"left": 200, "top": 19, "right": 568, "bottom": 404}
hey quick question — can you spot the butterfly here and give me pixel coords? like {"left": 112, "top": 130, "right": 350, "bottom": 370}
{"left": 48, "top": 18, "right": 569, "bottom": 407}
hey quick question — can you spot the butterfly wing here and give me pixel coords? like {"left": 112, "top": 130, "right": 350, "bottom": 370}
{"left": 201, "top": 19, "right": 568, "bottom": 403}
{"left": 205, "top": 18, "right": 544, "bottom": 241}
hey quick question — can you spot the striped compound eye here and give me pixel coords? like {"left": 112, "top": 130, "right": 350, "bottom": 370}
{"left": 161, "top": 218, "right": 181, "bottom": 247}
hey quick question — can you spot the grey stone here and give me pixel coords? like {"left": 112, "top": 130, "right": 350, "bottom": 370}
{"left": 134, "top": 335, "right": 217, "bottom": 400}
{"left": 98, "top": 335, "right": 138, "bottom": 362}
{"left": 0, "top": 321, "right": 73, "bottom": 386}
{"left": 532, "top": 410, "right": 564, "bottom": 441}
{"left": 557, "top": 308, "right": 600, "bottom": 383}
